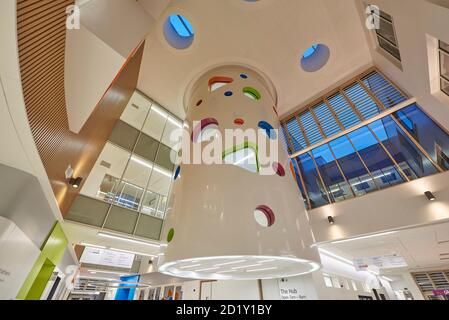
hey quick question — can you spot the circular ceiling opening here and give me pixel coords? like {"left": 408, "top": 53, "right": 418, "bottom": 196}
{"left": 164, "top": 14, "right": 194, "bottom": 49}
{"left": 300, "top": 44, "right": 330, "bottom": 72}
{"left": 159, "top": 255, "right": 320, "bottom": 280}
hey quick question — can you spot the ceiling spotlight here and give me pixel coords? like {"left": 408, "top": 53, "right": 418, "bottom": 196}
{"left": 424, "top": 191, "right": 436, "bottom": 201}
{"left": 69, "top": 177, "right": 83, "bottom": 189}
{"left": 327, "top": 216, "right": 335, "bottom": 225}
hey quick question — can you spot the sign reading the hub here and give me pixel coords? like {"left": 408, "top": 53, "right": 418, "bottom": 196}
{"left": 80, "top": 247, "right": 135, "bottom": 269}
{"left": 278, "top": 278, "right": 307, "bottom": 300}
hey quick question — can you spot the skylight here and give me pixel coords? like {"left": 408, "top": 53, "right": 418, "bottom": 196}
{"left": 169, "top": 14, "right": 194, "bottom": 38}
{"left": 303, "top": 44, "right": 318, "bottom": 59}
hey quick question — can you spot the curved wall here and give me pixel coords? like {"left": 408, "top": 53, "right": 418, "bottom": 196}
{"left": 159, "top": 66, "right": 320, "bottom": 280}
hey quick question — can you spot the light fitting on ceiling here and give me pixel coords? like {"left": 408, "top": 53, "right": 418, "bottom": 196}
{"left": 424, "top": 191, "right": 436, "bottom": 201}
{"left": 69, "top": 176, "right": 83, "bottom": 189}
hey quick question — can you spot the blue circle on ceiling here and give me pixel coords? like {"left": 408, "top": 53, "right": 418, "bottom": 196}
{"left": 164, "top": 14, "right": 194, "bottom": 49}
{"left": 240, "top": 74, "right": 248, "bottom": 79}
{"left": 303, "top": 44, "right": 319, "bottom": 59}
{"left": 258, "top": 121, "right": 277, "bottom": 140}
{"left": 174, "top": 166, "right": 181, "bottom": 180}
{"left": 224, "top": 91, "right": 233, "bottom": 97}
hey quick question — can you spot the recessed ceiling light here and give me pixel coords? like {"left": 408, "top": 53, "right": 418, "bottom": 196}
{"left": 331, "top": 231, "right": 397, "bottom": 244}
{"left": 97, "top": 232, "right": 162, "bottom": 247}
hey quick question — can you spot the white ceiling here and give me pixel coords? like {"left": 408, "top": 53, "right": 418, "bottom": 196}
{"left": 320, "top": 221, "right": 449, "bottom": 273}
{"left": 136, "top": 0, "right": 373, "bottom": 118}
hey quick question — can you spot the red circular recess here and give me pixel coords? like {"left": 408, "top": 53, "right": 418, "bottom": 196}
{"left": 255, "top": 205, "right": 275, "bottom": 227}
{"left": 234, "top": 118, "right": 245, "bottom": 125}
{"left": 273, "top": 162, "right": 286, "bottom": 177}
{"left": 196, "top": 100, "right": 203, "bottom": 107}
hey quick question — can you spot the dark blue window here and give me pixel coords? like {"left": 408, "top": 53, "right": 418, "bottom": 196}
{"left": 311, "top": 144, "right": 354, "bottom": 202}
{"left": 368, "top": 117, "right": 438, "bottom": 180}
{"left": 347, "top": 126, "right": 405, "bottom": 189}
{"left": 297, "top": 153, "right": 330, "bottom": 209}
{"left": 328, "top": 135, "right": 377, "bottom": 196}
{"left": 394, "top": 104, "right": 449, "bottom": 170}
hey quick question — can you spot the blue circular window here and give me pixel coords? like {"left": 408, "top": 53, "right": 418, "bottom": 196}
{"left": 164, "top": 14, "right": 194, "bottom": 49}
{"left": 224, "top": 91, "right": 233, "bottom": 97}
{"left": 258, "top": 121, "right": 277, "bottom": 139}
{"left": 303, "top": 44, "right": 319, "bottom": 59}
{"left": 301, "top": 44, "right": 330, "bottom": 72}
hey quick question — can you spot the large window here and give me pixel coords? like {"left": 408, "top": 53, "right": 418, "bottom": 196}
{"left": 291, "top": 103, "right": 446, "bottom": 210}
{"left": 69, "top": 91, "right": 183, "bottom": 239}
{"left": 369, "top": 6, "right": 402, "bottom": 62}
{"left": 440, "top": 40, "right": 449, "bottom": 96}
{"left": 282, "top": 69, "right": 407, "bottom": 154}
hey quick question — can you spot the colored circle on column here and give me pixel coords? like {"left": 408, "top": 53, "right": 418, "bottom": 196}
{"left": 234, "top": 118, "right": 245, "bottom": 125}
{"left": 167, "top": 228, "right": 175, "bottom": 243}
{"left": 254, "top": 205, "right": 275, "bottom": 227}
{"left": 272, "top": 162, "right": 286, "bottom": 177}
{"left": 174, "top": 166, "right": 181, "bottom": 180}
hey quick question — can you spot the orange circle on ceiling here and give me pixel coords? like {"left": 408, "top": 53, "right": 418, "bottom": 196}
{"left": 234, "top": 118, "right": 245, "bottom": 125}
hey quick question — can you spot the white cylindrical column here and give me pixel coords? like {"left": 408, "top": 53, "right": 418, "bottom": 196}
{"left": 159, "top": 65, "right": 320, "bottom": 280}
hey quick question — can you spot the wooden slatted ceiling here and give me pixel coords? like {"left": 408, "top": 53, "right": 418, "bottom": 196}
{"left": 16, "top": 0, "right": 145, "bottom": 215}
{"left": 17, "top": 0, "right": 73, "bottom": 168}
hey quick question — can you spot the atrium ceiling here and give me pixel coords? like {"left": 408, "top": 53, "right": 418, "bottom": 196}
{"left": 136, "top": 0, "right": 374, "bottom": 118}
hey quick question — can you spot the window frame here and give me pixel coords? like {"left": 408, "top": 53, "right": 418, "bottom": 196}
{"left": 370, "top": 7, "right": 402, "bottom": 62}
{"left": 439, "top": 40, "right": 449, "bottom": 97}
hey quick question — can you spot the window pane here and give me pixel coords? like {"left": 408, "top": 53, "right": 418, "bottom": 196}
{"left": 114, "top": 155, "right": 152, "bottom": 210}
{"left": 311, "top": 144, "right": 354, "bottom": 202}
{"left": 162, "top": 116, "right": 183, "bottom": 148}
{"left": 297, "top": 153, "right": 330, "bottom": 209}
{"left": 440, "top": 40, "right": 449, "bottom": 53}
{"left": 286, "top": 118, "right": 308, "bottom": 151}
{"left": 394, "top": 104, "right": 449, "bottom": 170}
{"left": 328, "top": 93, "right": 361, "bottom": 129}
{"left": 141, "top": 190, "right": 160, "bottom": 217}
{"left": 376, "top": 17, "right": 397, "bottom": 45}
{"left": 442, "top": 77, "right": 449, "bottom": 96}
{"left": 81, "top": 142, "right": 130, "bottom": 202}
{"left": 134, "top": 133, "right": 159, "bottom": 162}
{"left": 142, "top": 105, "right": 168, "bottom": 141}
{"left": 109, "top": 120, "right": 140, "bottom": 151}
{"left": 362, "top": 72, "right": 407, "bottom": 108}
{"left": 329, "top": 136, "right": 377, "bottom": 196}
{"left": 369, "top": 117, "right": 438, "bottom": 180}
{"left": 378, "top": 36, "right": 401, "bottom": 61}
{"left": 120, "top": 92, "right": 151, "bottom": 130}
{"left": 440, "top": 50, "right": 449, "bottom": 81}
{"left": 344, "top": 83, "right": 382, "bottom": 119}
{"left": 312, "top": 102, "right": 342, "bottom": 138}
{"left": 155, "top": 144, "right": 176, "bottom": 172}
{"left": 347, "top": 126, "right": 405, "bottom": 189}
{"left": 290, "top": 160, "right": 310, "bottom": 209}
{"left": 300, "top": 112, "right": 323, "bottom": 145}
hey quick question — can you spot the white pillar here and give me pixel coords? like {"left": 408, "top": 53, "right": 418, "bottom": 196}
{"left": 158, "top": 65, "right": 320, "bottom": 280}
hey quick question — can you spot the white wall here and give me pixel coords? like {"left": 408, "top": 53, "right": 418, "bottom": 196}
{"left": 0, "top": 217, "right": 40, "bottom": 300}
{"left": 65, "top": 25, "right": 125, "bottom": 133}
{"left": 210, "top": 280, "right": 261, "bottom": 300}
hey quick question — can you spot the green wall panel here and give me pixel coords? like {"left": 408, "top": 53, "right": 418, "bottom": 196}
{"left": 16, "top": 222, "right": 68, "bottom": 300}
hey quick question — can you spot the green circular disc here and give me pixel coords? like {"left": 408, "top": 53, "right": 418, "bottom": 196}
{"left": 167, "top": 228, "right": 175, "bottom": 243}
